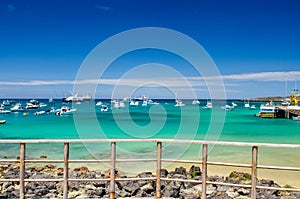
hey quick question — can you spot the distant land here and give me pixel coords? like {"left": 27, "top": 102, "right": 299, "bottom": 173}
{"left": 247, "top": 96, "right": 287, "bottom": 102}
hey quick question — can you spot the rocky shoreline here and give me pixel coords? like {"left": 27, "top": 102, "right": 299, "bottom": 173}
{"left": 0, "top": 164, "right": 299, "bottom": 198}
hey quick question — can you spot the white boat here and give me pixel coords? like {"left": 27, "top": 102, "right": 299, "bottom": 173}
{"left": 130, "top": 100, "right": 139, "bottom": 106}
{"left": 257, "top": 103, "right": 277, "bottom": 118}
{"left": 113, "top": 101, "right": 120, "bottom": 108}
{"left": 244, "top": 101, "right": 250, "bottom": 108}
{"left": 39, "top": 103, "right": 47, "bottom": 108}
{"left": 55, "top": 106, "right": 76, "bottom": 115}
{"left": 221, "top": 104, "right": 233, "bottom": 111}
{"left": 0, "top": 120, "right": 6, "bottom": 124}
{"left": 192, "top": 100, "right": 200, "bottom": 105}
{"left": 119, "top": 101, "right": 125, "bottom": 108}
{"left": 135, "top": 95, "right": 149, "bottom": 101}
{"left": 250, "top": 105, "right": 256, "bottom": 109}
{"left": 46, "top": 107, "right": 56, "bottom": 114}
{"left": 281, "top": 101, "right": 290, "bottom": 106}
{"left": 34, "top": 110, "right": 46, "bottom": 115}
{"left": 202, "top": 101, "right": 212, "bottom": 109}
{"left": 174, "top": 99, "right": 185, "bottom": 107}
{"left": 2, "top": 100, "right": 12, "bottom": 106}
{"left": 26, "top": 99, "right": 40, "bottom": 109}
{"left": 142, "top": 100, "right": 148, "bottom": 106}
{"left": 292, "top": 116, "right": 300, "bottom": 121}
{"left": 82, "top": 95, "right": 92, "bottom": 101}
{"left": 96, "top": 101, "right": 103, "bottom": 106}
{"left": 0, "top": 105, "right": 11, "bottom": 114}
{"left": 100, "top": 105, "right": 108, "bottom": 112}
{"left": 63, "top": 92, "right": 83, "bottom": 102}
{"left": 11, "top": 103, "right": 25, "bottom": 112}
{"left": 148, "top": 99, "right": 159, "bottom": 105}
{"left": 231, "top": 102, "right": 237, "bottom": 107}
{"left": 0, "top": 109, "right": 11, "bottom": 114}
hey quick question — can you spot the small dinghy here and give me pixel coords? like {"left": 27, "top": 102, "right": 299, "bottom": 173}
{"left": 0, "top": 120, "right": 6, "bottom": 124}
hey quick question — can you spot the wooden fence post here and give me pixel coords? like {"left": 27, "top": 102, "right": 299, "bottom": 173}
{"left": 202, "top": 144, "right": 208, "bottom": 199}
{"left": 63, "top": 142, "right": 69, "bottom": 199}
{"left": 110, "top": 142, "right": 116, "bottom": 199}
{"left": 19, "top": 143, "right": 26, "bottom": 199}
{"left": 251, "top": 146, "right": 258, "bottom": 199}
{"left": 156, "top": 142, "right": 162, "bottom": 199}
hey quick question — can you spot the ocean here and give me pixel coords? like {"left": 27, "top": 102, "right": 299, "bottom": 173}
{"left": 0, "top": 99, "right": 300, "bottom": 186}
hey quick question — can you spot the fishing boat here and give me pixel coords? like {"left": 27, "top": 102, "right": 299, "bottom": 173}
{"left": 10, "top": 103, "right": 25, "bottom": 112}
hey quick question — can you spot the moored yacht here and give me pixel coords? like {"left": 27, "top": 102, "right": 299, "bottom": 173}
{"left": 55, "top": 106, "right": 76, "bottom": 115}
{"left": 0, "top": 105, "right": 11, "bottom": 114}
{"left": 11, "top": 103, "right": 25, "bottom": 112}
{"left": 26, "top": 99, "right": 40, "bottom": 109}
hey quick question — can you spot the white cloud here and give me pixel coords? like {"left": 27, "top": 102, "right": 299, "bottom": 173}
{"left": 0, "top": 71, "right": 299, "bottom": 88}
{"left": 221, "top": 71, "right": 300, "bottom": 81}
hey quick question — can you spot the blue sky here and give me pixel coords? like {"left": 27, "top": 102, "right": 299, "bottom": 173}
{"left": 0, "top": 0, "right": 300, "bottom": 99}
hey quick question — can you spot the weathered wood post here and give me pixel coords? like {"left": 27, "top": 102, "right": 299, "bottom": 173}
{"left": 156, "top": 142, "right": 162, "bottom": 199}
{"left": 251, "top": 146, "right": 258, "bottom": 199}
{"left": 110, "top": 142, "right": 116, "bottom": 199}
{"left": 63, "top": 142, "right": 69, "bottom": 199}
{"left": 202, "top": 144, "right": 208, "bottom": 199}
{"left": 19, "top": 143, "right": 26, "bottom": 199}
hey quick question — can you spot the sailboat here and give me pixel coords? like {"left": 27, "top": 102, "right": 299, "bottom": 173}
{"left": 244, "top": 99, "right": 250, "bottom": 108}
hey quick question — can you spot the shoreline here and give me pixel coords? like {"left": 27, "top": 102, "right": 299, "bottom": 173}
{"left": 0, "top": 163, "right": 299, "bottom": 198}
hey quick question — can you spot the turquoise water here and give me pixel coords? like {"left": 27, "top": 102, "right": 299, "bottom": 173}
{"left": 0, "top": 99, "right": 300, "bottom": 173}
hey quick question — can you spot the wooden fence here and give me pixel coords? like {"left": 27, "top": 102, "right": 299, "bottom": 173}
{"left": 0, "top": 139, "right": 300, "bottom": 199}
